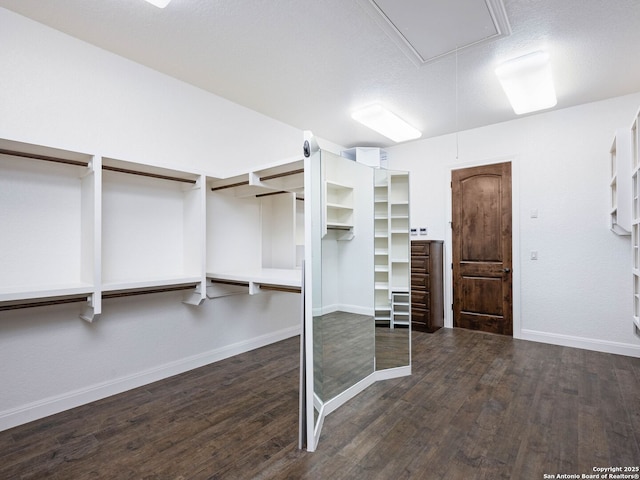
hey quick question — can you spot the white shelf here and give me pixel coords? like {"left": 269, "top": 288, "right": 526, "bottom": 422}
{"left": 0, "top": 283, "right": 95, "bottom": 303}
{"left": 102, "top": 276, "right": 202, "bottom": 293}
{"left": 207, "top": 268, "right": 302, "bottom": 288}
{"left": 324, "top": 180, "right": 354, "bottom": 234}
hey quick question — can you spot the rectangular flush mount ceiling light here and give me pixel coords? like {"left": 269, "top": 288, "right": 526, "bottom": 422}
{"left": 495, "top": 51, "right": 557, "bottom": 115}
{"left": 144, "top": 0, "right": 172, "bottom": 8}
{"left": 351, "top": 105, "right": 422, "bottom": 143}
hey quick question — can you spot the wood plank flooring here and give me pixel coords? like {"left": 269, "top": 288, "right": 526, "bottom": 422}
{"left": 1, "top": 328, "right": 639, "bottom": 479}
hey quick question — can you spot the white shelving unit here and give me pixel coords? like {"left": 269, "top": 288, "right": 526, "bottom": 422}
{"left": 631, "top": 110, "right": 640, "bottom": 331}
{"left": 389, "top": 172, "right": 410, "bottom": 294}
{"left": 0, "top": 140, "right": 100, "bottom": 319}
{"left": 374, "top": 170, "right": 391, "bottom": 324}
{"left": 101, "top": 157, "right": 205, "bottom": 305}
{"left": 0, "top": 138, "right": 210, "bottom": 321}
{"left": 324, "top": 181, "right": 354, "bottom": 235}
{"left": 391, "top": 291, "right": 411, "bottom": 328}
{"left": 206, "top": 159, "right": 304, "bottom": 296}
{"left": 610, "top": 129, "right": 632, "bottom": 235}
{"left": 373, "top": 170, "right": 410, "bottom": 327}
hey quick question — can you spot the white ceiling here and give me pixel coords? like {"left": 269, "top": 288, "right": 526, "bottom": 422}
{"left": 1, "top": 0, "right": 639, "bottom": 148}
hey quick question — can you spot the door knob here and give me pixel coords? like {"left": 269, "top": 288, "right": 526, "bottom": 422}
{"left": 503, "top": 268, "right": 511, "bottom": 273}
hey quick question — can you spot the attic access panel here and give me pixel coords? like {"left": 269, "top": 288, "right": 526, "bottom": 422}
{"left": 358, "top": 0, "right": 511, "bottom": 65}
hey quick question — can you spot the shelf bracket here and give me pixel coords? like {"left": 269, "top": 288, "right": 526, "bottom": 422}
{"left": 249, "top": 281, "right": 261, "bottom": 295}
{"left": 190, "top": 175, "right": 203, "bottom": 191}
{"left": 79, "top": 294, "right": 101, "bottom": 323}
{"left": 182, "top": 282, "right": 206, "bottom": 306}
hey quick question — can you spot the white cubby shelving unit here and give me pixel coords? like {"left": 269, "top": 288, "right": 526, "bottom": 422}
{"left": 323, "top": 180, "right": 355, "bottom": 237}
{"left": 101, "top": 157, "right": 206, "bottom": 307}
{"left": 0, "top": 139, "right": 99, "bottom": 320}
{"left": 206, "top": 159, "right": 304, "bottom": 297}
{"left": 373, "top": 170, "right": 410, "bottom": 327}
{"left": 631, "top": 110, "right": 640, "bottom": 331}
{"left": 374, "top": 170, "right": 391, "bottom": 325}
{"left": 391, "top": 291, "right": 411, "bottom": 328}
{"left": 389, "top": 171, "right": 410, "bottom": 294}
{"left": 610, "top": 129, "right": 632, "bottom": 235}
{"left": 0, "top": 136, "right": 304, "bottom": 320}
{"left": 0, "top": 137, "right": 293, "bottom": 321}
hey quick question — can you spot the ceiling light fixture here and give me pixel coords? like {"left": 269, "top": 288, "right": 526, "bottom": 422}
{"left": 351, "top": 104, "right": 422, "bottom": 143}
{"left": 495, "top": 51, "right": 557, "bottom": 115}
{"left": 144, "top": 0, "right": 172, "bottom": 8}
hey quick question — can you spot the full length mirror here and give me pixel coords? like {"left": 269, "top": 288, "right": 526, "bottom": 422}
{"left": 303, "top": 138, "right": 411, "bottom": 451}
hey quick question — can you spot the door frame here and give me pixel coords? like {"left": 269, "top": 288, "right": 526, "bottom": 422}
{"left": 444, "top": 155, "right": 522, "bottom": 338}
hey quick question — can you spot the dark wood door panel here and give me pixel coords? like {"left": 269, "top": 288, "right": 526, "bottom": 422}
{"left": 452, "top": 162, "right": 512, "bottom": 336}
{"left": 460, "top": 175, "right": 503, "bottom": 262}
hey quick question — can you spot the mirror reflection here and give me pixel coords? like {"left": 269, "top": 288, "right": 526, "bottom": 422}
{"left": 314, "top": 151, "right": 375, "bottom": 404}
{"left": 373, "top": 169, "right": 410, "bottom": 370}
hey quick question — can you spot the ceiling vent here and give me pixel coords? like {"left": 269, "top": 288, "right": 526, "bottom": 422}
{"left": 358, "top": 0, "right": 511, "bottom": 66}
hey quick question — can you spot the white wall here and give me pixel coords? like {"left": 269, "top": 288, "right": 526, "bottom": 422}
{"left": 388, "top": 92, "right": 640, "bottom": 357}
{"left": 0, "top": 8, "right": 301, "bottom": 177}
{"left": 0, "top": 8, "right": 302, "bottom": 430}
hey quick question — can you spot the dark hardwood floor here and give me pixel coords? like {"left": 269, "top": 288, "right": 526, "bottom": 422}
{"left": 1, "top": 328, "right": 639, "bottom": 479}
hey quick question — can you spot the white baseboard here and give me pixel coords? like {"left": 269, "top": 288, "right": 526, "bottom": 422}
{"left": 0, "top": 325, "right": 300, "bottom": 433}
{"left": 520, "top": 328, "right": 640, "bottom": 358}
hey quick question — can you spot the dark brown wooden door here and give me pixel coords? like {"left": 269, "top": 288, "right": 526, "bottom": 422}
{"left": 451, "top": 162, "right": 512, "bottom": 335}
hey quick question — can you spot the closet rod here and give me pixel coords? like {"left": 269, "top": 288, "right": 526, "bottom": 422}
{"left": 0, "top": 148, "right": 89, "bottom": 167}
{"left": 259, "top": 168, "right": 304, "bottom": 181}
{"left": 0, "top": 296, "right": 87, "bottom": 312}
{"left": 209, "top": 279, "right": 248, "bottom": 287}
{"left": 259, "top": 285, "right": 301, "bottom": 294}
{"left": 255, "top": 191, "right": 287, "bottom": 198}
{"left": 210, "top": 180, "right": 250, "bottom": 192}
{"left": 102, "top": 284, "right": 197, "bottom": 299}
{"left": 102, "top": 165, "right": 196, "bottom": 184}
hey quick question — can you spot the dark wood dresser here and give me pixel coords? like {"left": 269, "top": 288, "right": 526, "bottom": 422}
{"left": 411, "top": 240, "right": 444, "bottom": 333}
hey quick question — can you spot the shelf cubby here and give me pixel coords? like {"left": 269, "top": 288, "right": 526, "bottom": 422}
{"left": 101, "top": 158, "right": 204, "bottom": 303}
{"left": 206, "top": 159, "right": 304, "bottom": 296}
{"left": 324, "top": 181, "right": 354, "bottom": 233}
{"left": 0, "top": 139, "right": 99, "bottom": 316}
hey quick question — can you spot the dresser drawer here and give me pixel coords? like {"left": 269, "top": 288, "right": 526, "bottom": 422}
{"left": 411, "top": 256, "right": 429, "bottom": 273}
{"left": 411, "top": 307, "right": 429, "bottom": 330}
{"left": 411, "top": 290, "right": 429, "bottom": 308}
{"left": 411, "top": 242, "right": 429, "bottom": 256}
{"left": 411, "top": 273, "right": 429, "bottom": 290}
